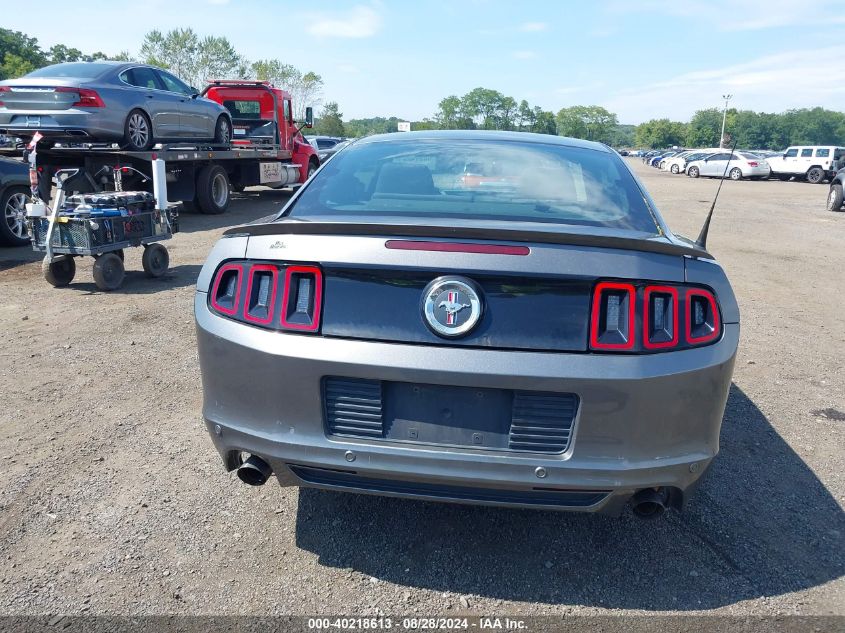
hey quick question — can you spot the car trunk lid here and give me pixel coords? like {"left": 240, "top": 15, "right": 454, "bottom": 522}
{"left": 0, "top": 80, "right": 83, "bottom": 111}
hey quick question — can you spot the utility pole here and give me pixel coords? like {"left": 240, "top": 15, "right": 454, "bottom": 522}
{"left": 720, "top": 94, "right": 733, "bottom": 148}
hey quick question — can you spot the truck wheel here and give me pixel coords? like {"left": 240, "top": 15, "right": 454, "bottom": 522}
{"left": 214, "top": 116, "right": 231, "bottom": 146}
{"left": 688, "top": 166, "right": 699, "bottom": 178}
{"left": 196, "top": 165, "right": 230, "bottom": 214}
{"left": 827, "top": 184, "right": 844, "bottom": 212}
{"left": 123, "top": 110, "right": 154, "bottom": 151}
{"left": 142, "top": 243, "right": 169, "bottom": 277}
{"left": 806, "top": 167, "right": 825, "bottom": 184}
{"left": 92, "top": 253, "right": 125, "bottom": 291}
{"left": 307, "top": 159, "right": 318, "bottom": 180}
{"left": 42, "top": 255, "right": 75, "bottom": 287}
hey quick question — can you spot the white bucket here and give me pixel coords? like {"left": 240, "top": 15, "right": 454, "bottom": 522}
{"left": 26, "top": 201, "right": 48, "bottom": 217}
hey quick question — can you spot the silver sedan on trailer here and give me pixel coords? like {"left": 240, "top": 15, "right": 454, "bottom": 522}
{"left": 0, "top": 62, "right": 232, "bottom": 150}
{"left": 195, "top": 131, "right": 739, "bottom": 518}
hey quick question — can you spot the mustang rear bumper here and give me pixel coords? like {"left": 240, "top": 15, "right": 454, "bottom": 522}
{"left": 196, "top": 293, "right": 738, "bottom": 514}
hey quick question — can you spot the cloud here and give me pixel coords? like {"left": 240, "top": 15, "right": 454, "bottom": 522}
{"left": 519, "top": 21, "right": 548, "bottom": 32}
{"left": 513, "top": 50, "right": 537, "bottom": 60}
{"left": 306, "top": 5, "right": 383, "bottom": 38}
{"left": 602, "top": 45, "right": 845, "bottom": 123}
{"left": 606, "top": 0, "right": 845, "bottom": 31}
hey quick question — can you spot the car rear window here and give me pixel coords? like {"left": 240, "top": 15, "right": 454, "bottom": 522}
{"left": 25, "top": 62, "right": 113, "bottom": 79}
{"left": 816, "top": 148, "right": 830, "bottom": 157}
{"left": 286, "top": 138, "right": 659, "bottom": 233}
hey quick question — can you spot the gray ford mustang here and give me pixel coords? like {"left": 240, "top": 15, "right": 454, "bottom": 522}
{"left": 0, "top": 61, "right": 231, "bottom": 150}
{"left": 195, "top": 131, "right": 739, "bottom": 518}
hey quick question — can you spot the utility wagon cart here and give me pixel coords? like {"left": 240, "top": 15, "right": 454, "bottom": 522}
{"left": 30, "top": 166, "right": 178, "bottom": 291}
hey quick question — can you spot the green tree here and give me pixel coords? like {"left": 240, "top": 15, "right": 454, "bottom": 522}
{"left": 315, "top": 102, "right": 345, "bottom": 137}
{"left": 435, "top": 95, "right": 462, "bottom": 129}
{"left": 686, "top": 108, "right": 723, "bottom": 147}
{"left": 0, "top": 28, "right": 46, "bottom": 79}
{"left": 48, "top": 44, "right": 84, "bottom": 63}
{"left": 555, "top": 105, "right": 618, "bottom": 143}
{"left": 635, "top": 118, "right": 688, "bottom": 148}
{"left": 194, "top": 35, "right": 245, "bottom": 85}
{"left": 140, "top": 28, "right": 199, "bottom": 84}
{"left": 517, "top": 100, "right": 535, "bottom": 131}
{"left": 532, "top": 108, "right": 557, "bottom": 135}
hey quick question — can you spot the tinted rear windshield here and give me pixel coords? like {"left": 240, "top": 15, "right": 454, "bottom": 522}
{"left": 286, "top": 138, "right": 659, "bottom": 232}
{"left": 25, "top": 62, "right": 113, "bottom": 79}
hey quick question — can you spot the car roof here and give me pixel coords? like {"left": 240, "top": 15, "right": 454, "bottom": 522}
{"left": 355, "top": 129, "right": 612, "bottom": 152}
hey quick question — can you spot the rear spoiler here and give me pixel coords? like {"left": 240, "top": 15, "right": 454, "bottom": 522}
{"left": 224, "top": 221, "right": 713, "bottom": 259}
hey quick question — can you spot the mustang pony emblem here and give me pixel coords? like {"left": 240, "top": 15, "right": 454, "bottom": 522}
{"left": 438, "top": 292, "right": 470, "bottom": 325}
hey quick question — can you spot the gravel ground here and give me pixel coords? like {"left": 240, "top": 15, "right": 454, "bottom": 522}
{"left": 0, "top": 161, "right": 843, "bottom": 619}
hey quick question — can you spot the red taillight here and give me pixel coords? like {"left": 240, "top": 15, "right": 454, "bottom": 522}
{"left": 281, "top": 265, "right": 323, "bottom": 331}
{"left": 210, "top": 263, "right": 243, "bottom": 316}
{"left": 590, "top": 282, "right": 636, "bottom": 350}
{"left": 748, "top": 161, "right": 758, "bottom": 167}
{"left": 209, "top": 261, "right": 322, "bottom": 333}
{"left": 0, "top": 86, "right": 9, "bottom": 106}
{"left": 686, "top": 288, "right": 720, "bottom": 345}
{"left": 243, "top": 264, "right": 278, "bottom": 325}
{"left": 55, "top": 86, "right": 105, "bottom": 108}
{"left": 643, "top": 285, "right": 678, "bottom": 349}
{"left": 590, "top": 281, "right": 721, "bottom": 353}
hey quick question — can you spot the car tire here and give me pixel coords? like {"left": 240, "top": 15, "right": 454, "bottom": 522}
{"left": 670, "top": 164, "right": 680, "bottom": 174}
{"left": 214, "top": 116, "right": 231, "bottom": 146}
{"left": 729, "top": 167, "right": 743, "bottom": 181}
{"left": 123, "top": 110, "right": 154, "bottom": 151}
{"left": 92, "top": 252, "right": 125, "bottom": 291}
{"left": 142, "top": 243, "right": 169, "bottom": 277}
{"left": 42, "top": 255, "right": 75, "bottom": 287}
{"left": 806, "top": 167, "right": 825, "bottom": 184}
{"left": 827, "top": 183, "right": 844, "bottom": 212}
{"left": 1, "top": 186, "right": 31, "bottom": 246}
{"left": 688, "top": 166, "right": 700, "bottom": 178}
{"left": 196, "top": 164, "right": 230, "bottom": 214}
{"left": 307, "top": 158, "right": 318, "bottom": 180}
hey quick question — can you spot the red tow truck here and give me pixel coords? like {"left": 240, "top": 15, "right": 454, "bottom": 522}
{"left": 29, "top": 80, "right": 319, "bottom": 214}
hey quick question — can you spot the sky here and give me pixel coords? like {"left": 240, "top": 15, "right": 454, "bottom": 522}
{"left": 6, "top": 0, "right": 845, "bottom": 124}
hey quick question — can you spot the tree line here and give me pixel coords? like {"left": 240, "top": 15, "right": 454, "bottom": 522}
{"left": 4, "top": 27, "right": 845, "bottom": 149}
{"left": 635, "top": 107, "right": 845, "bottom": 150}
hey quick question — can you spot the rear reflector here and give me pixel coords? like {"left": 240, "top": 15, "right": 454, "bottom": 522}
{"left": 590, "top": 282, "right": 635, "bottom": 350}
{"left": 385, "top": 240, "right": 530, "bottom": 256}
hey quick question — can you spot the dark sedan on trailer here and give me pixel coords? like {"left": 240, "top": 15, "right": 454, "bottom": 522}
{"left": 0, "top": 61, "right": 232, "bottom": 150}
{"left": 195, "top": 131, "right": 739, "bottom": 518}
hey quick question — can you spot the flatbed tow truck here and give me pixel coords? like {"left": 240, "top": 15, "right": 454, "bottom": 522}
{"left": 9, "top": 80, "right": 319, "bottom": 214}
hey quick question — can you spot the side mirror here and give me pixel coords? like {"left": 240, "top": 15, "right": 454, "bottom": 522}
{"left": 190, "top": 87, "right": 200, "bottom": 99}
{"left": 304, "top": 106, "right": 314, "bottom": 129}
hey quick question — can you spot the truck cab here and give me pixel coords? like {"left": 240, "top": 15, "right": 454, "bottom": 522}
{"left": 767, "top": 145, "right": 845, "bottom": 184}
{"left": 202, "top": 81, "right": 319, "bottom": 184}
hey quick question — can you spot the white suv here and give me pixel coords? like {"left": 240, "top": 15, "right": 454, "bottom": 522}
{"left": 767, "top": 146, "right": 845, "bottom": 183}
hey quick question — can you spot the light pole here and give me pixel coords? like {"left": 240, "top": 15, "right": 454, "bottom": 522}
{"left": 719, "top": 94, "right": 732, "bottom": 148}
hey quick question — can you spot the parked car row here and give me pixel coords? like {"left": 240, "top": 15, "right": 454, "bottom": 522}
{"left": 630, "top": 145, "right": 845, "bottom": 183}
